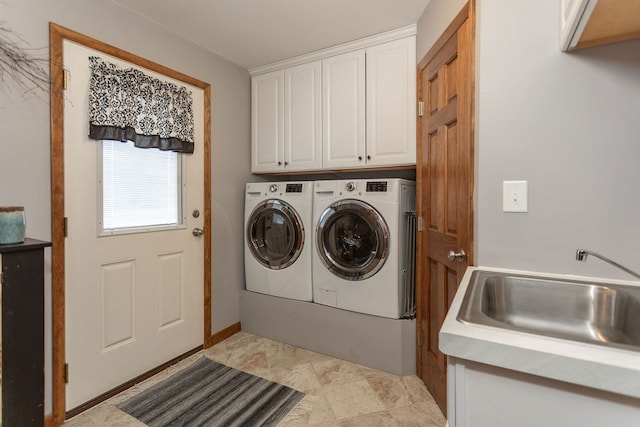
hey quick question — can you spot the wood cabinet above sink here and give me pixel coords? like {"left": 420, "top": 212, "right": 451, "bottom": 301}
{"left": 561, "top": 0, "right": 640, "bottom": 51}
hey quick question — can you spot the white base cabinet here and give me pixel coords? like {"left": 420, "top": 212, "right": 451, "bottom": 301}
{"left": 251, "top": 25, "right": 416, "bottom": 174}
{"left": 447, "top": 358, "right": 640, "bottom": 427}
{"left": 560, "top": 0, "right": 640, "bottom": 51}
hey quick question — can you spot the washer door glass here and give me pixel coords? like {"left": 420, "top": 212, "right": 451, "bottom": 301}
{"left": 316, "top": 199, "right": 389, "bottom": 281}
{"left": 247, "top": 199, "right": 304, "bottom": 270}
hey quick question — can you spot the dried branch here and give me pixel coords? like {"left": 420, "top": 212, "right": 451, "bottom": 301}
{"left": 0, "top": 21, "right": 49, "bottom": 96}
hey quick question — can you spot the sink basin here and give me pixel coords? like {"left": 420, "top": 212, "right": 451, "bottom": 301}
{"left": 457, "top": 270, "right": 640, "bottom": 352}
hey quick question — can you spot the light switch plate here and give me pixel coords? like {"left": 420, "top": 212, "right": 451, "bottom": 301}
{"left": 503, "top": 180, "right": 528, "bottom": 212}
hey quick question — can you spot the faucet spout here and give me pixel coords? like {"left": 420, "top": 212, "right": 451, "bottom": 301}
{"left": 575, "top": 248, "right": 640, "bottom": 280}
{"left": 575, "top": 249, "right": 587, "bottom": 262}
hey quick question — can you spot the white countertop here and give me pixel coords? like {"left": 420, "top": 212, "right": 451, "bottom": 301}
{"left": 439, "top": 266, "right": 640, "bottom": 399}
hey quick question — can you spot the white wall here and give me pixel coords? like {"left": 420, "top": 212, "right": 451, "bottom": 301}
{"left": 417, "top": 0, "right": 640, "bottom": 280}
{"left": 1, "top": 0, "right": 252, "bottom": 413}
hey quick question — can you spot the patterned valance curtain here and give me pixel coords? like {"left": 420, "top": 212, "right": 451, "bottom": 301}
{"left": 88, "top": 56, "right": 195, "bottom": 153}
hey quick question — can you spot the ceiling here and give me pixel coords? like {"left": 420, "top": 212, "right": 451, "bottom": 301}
{"left": 111, "top": 0, "right": 430, "bottom": 70}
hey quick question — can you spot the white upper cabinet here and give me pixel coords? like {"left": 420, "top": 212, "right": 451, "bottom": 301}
{"left": 284, "top": 61, "right": 323, "bottom": 172}
{"left": 251, "top": 25, "right": 417, "bottom": 174}
{"left": 365, "top": 36, "right": 417, "bottom": 167}
{"left": 251, "top": 70, "right": 284, "bottom": 173}
{"left": 322, "top": 50, "right": 366, "bottom": 169}
{"left": 252, "top": 62, "right": 322, "bottom": 173}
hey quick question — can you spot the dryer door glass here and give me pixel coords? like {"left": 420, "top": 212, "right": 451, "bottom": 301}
{"left": 316, "top": 199, "right": 389, "bottom": 280}
{"left": 247, "top": 199, "right": 304, "bottom": 270}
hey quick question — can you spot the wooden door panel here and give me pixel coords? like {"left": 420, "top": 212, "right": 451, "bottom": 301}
{"left": 416, "top": 1, "right": 474, "bottom": 415}
{"left": 427, "top": 129, "right": 444, "bottom": 232}
{"left": 446, "top": 122, "right": 459, "bottom": 236}
{"left": 427, "top": 100, "right": 458, "bottom": 134}
{"left": 424, "top": 256, "right": 458, "bottom": 407}
{"left": 427, "top": 121, "right": 459, "bottom": 237}
{"left": 427, "top": 72, "right": 441, "bottom": 115}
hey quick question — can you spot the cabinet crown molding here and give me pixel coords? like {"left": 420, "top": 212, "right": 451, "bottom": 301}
{"left": 249, "top": 24, "right": 416, "bottom": 76}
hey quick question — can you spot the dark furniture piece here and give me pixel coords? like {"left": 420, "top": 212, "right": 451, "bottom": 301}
{"left": 1, "top": 238, "right": 50, "bottom": 427}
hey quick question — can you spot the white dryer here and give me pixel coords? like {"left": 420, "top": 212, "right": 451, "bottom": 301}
{"left": 312, "top": 179, "right": 416, "bottom": 318}
{"left": 244, "top": 181, "right": 313, "bottom": 301}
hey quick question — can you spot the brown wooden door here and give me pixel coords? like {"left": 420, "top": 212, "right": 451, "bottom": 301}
{"left": 416, "top": 1, "right": 475, "bottom": 413}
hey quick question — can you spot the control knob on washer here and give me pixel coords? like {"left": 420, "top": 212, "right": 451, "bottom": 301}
{"left": 345, "top": 181, "right": 356, "bottom": 192}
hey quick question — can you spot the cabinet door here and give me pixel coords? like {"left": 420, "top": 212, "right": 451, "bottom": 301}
{"left": 284, "top": 61, "right": 322, "bottom": 172}
{"left": 251, "top": 70, "right": 284, "bottom": 173}
{"left": 366, "top": 36, "right": 416, "bottom": 167}
{"left": 322, "top": 50, "right": 366, "bottom": 169}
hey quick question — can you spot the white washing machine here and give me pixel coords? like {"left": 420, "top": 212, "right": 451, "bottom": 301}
{"left": 244, "top": 181, "right": 313, "bottom": 301}
{"left": 312, "top": 178, "right": 416, "bottom": 318}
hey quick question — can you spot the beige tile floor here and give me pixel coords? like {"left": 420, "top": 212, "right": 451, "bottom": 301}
{"left": 63, "top": 332, "right": 447, "bottom": 426}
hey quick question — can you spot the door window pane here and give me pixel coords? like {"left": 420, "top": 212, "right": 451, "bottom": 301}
{"left": 100, "top": 140, "right": 184, "bottom": 234}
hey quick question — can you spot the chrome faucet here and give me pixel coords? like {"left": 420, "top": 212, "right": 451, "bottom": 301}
{"left": 575, "top": 249, "right": 640, "bottom": 280}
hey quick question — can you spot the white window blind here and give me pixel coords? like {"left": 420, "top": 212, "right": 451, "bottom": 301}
{"left": 101, "top": 140, "right": 183, "bottom": 233}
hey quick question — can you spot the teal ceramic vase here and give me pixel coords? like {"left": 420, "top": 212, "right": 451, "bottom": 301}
{"left": 0, "top": 206, "right": 26, "bottom": 244}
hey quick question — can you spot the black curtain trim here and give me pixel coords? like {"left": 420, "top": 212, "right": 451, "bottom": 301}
{"left": 89, "top": 124, "right": 194, "bottom": 154}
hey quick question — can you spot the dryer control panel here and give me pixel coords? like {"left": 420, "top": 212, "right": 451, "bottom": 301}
{"left": 366, "top": 181, "right": 388, "bottom": 192}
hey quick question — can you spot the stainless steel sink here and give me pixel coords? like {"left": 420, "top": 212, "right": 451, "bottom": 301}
{"left": 457, "top": 270, "right": 640, "bottom": 351}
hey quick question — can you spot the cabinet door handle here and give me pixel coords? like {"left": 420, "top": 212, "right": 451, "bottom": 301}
{"left": 278, "top": 161, "right": 282, "bottom": 165}
{"left": 284, "top": 161, "right": 289, "bottom": 166}
{"left": 358, "top": 156, "right": 363, "bottom": 161}
{"left": 367, "top": 155, "right": 371, "bottom": 160}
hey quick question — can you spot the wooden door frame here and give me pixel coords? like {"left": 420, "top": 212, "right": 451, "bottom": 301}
{"left": 49, "top": 23, "right": 212, "bottom": 426}
{"left": 415, "top": 0, "right": 475, "bottom": 397}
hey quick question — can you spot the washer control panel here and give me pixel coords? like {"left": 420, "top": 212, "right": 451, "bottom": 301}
{"left": 286, "top": 183, "right": 303, "bottom": 193}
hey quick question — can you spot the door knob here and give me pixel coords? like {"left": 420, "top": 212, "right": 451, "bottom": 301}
{"left": 447, "top": 248, "right": 467, "bottom": 263}
{"left": 192, "top": 227, "right": 205, "bottom": 237}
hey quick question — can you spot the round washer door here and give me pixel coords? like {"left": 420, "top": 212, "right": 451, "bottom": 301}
{"left": 316, "top": 199, "right": 389, "bottom": 281}
{"left": 247, "top": 199, "right": 304, "bottom": 270}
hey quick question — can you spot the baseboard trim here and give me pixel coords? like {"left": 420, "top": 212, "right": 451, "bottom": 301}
{"left": 205, "top": 322, "right": 241, "bottom": 348}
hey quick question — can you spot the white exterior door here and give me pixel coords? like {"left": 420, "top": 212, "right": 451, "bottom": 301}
{"left": 63, "top": 40, "right": 205, "bottom": 410}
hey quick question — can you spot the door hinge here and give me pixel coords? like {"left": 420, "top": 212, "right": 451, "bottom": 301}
{"left": 64, "top": 217, "right": 68, "bottom": 238}
{"left": 63, "top": 69, "right": 69, "bottom": 90}
{"left": 417, "top": 330, "right": 423, "bottom": 347}
{"left": 417, "top": 216, "right": 424, "bottom": 232}
{"left": 64, "top": 363, "right": 69, "bottom": 384}
{"left": 418, "top": 101, "right": 424, "bottom": 117}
